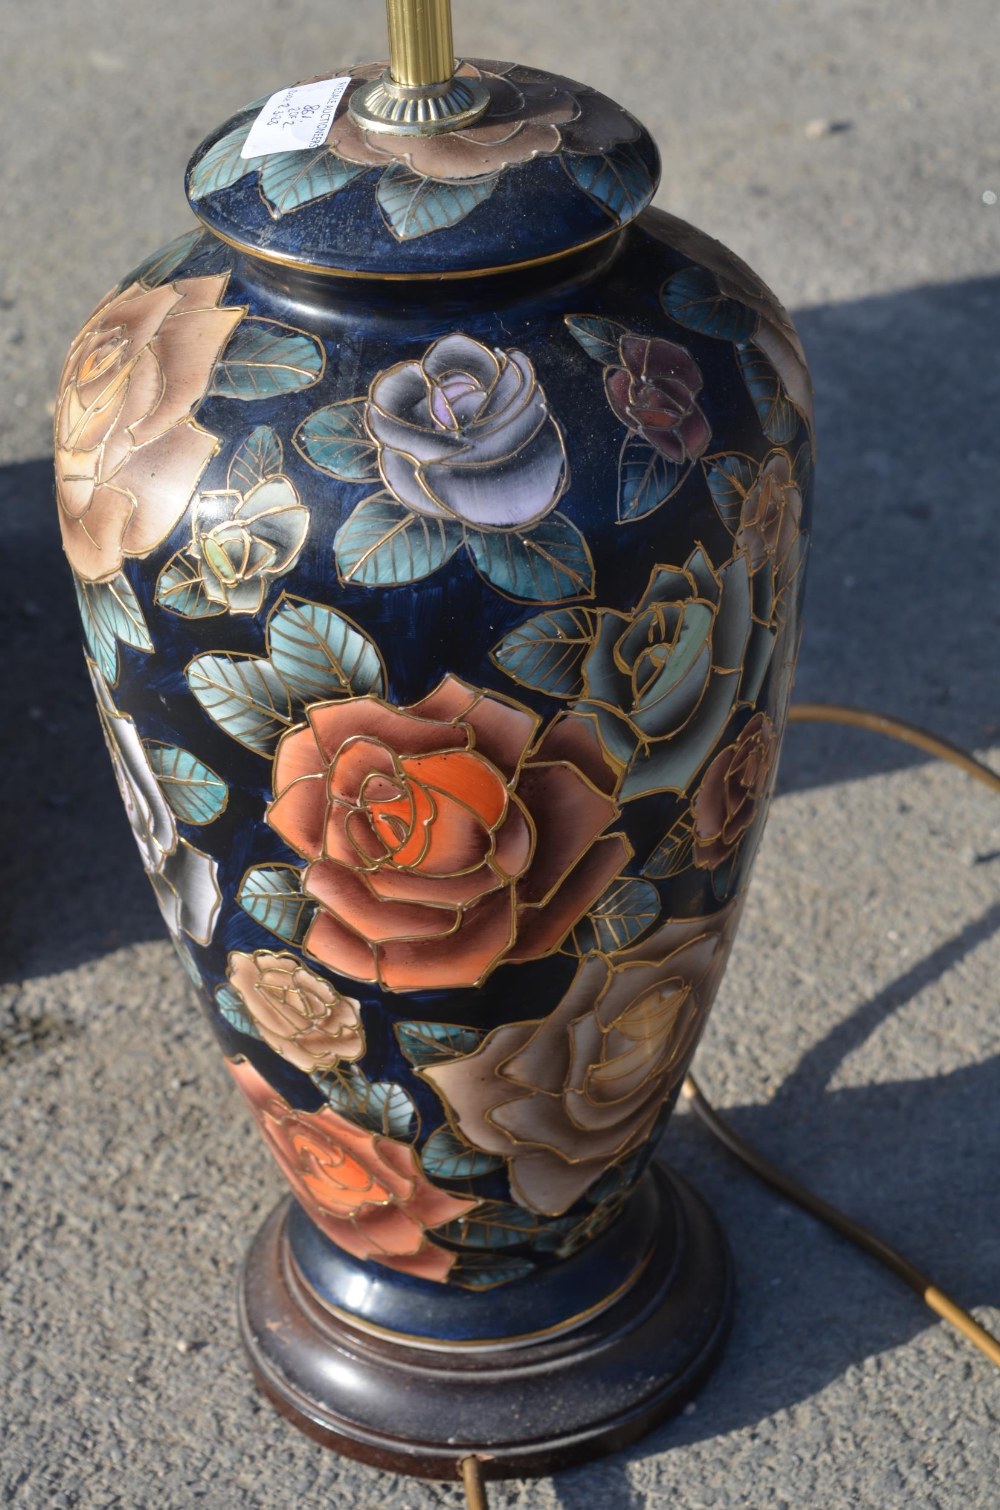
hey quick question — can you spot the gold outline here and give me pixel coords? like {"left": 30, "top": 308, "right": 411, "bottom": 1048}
{"left": 195, "top": 214, "right": 622, "bottom": 283}
{"left": 289, "top": 1233, "right": 653, "bottom": 1349}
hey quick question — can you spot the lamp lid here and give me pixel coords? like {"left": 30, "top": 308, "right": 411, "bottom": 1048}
{"left": 185, "top": 56, "right": 660, "bottom": 279}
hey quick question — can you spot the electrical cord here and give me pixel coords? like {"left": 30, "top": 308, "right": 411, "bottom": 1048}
{"left": 460, "top": 701, "right": 1000, "bottom": 1507}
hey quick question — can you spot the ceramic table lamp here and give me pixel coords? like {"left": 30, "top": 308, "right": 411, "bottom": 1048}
{"left": 55, "top": 0, "right": 813, "bottom": 1479}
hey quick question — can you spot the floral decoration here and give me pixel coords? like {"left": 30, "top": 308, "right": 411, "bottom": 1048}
{"left": 492, "top": 548, "right": 775, "bottom": 800}
{"left": 604, "top": 335, "right": 710, "bottom": 464}
{"left": 226, "top": 949, "right": 364, "bottom": 1074}
{"left": 424, "top": 902, "right": 740, "bottom": 1215}
{"left": 55, "top": 275, "right": 241, "bottom": 582}
{"left": 265, "top": 675, "right": 631, "bottom": 991}
{"left": 691, "top": 713, "right": 777, "bottom": 870}
{"left": 90, "top": 663, "right": 222, "bottom": 945}
{"left": 227, "top": 1056, "right": 477, "bottom": 1281}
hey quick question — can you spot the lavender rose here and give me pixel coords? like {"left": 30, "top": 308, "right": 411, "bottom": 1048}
{"left": 366, "top": 334, "right": 567, "bottom": 528}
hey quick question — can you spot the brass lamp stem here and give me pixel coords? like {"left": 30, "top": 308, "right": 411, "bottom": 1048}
{"left": 349, "top": 0, "right": 490, "bottom": 135}
{"left": 386, "top": 0, "right": 454, "bottom": 88}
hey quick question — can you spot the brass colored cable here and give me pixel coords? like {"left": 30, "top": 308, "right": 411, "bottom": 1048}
{"left": 460, "top": 1455, "right": 489, "bottom": 1510}
{"left": 685, "top": 699, "right": 1000, "bottom": 1373}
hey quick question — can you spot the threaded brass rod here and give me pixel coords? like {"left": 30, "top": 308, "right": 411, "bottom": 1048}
{"left": 386, "top": 0, "right": 455, "bottom": 87}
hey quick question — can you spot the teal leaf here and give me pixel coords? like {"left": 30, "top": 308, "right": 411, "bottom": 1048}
{"left": 266, "top": 595, "right": 385, "bottom": 703}
{"left": 91, "top": 572, "right": 153, "bottom": 652}
{"left": 74, "top": 577, "right": 119, "bottom": 685}
{"left": 567, "top": 877, "right": 662, "bottom": 955}
{"left": 209, "top": 319, "right": 325, "bottom": 400}
{"left": 660, "top": 265, "right": 758, "bottom": 342}
{"left": 188, "top": 123, "right": 256, "bottom": 198}
{"left": 237, "top": 865, "right": 315, "bottom": 945}
{"left": 129, "top": 230, "right": 204, "bottom": 289}
{"left": 396, "top": 1020, "right": 484, "bottom": 1069}
{"left": 155, "top": 552, "right": 225, "bottom": 619}
{"left": 228, "top": 425, "right": 284, "bottom": 493}
{"left": 736, "top": 343, "right": 800, "bottom": 444}
{"left": 145, "top": 743, "right": 229, "bottom": 825}
{"left": 215, "top": 983, "right": 261, "bottom": 1039}
{"left": 376, "top": 164, "right": 498, "bottom": 240}
{"left": 259, "top": 149, "right": 368, "bottom": 216}
{"left": 449, "top": 1254, "right": 536, "bottom": 1290}
{"left": 187, "top": 653, "right": 295, "bottom": 755}
{"left": 437, "top": 1201, "right": 540, "bottom": 1249}
{"left": 466, "top": 512, "right": 594, "bottom": 602}
{"left": 335, "top": 494, "right": 463, "bottom": 587}
{"left": 313, "top": 1065, "right": 419, "bottom": 1141}
{"left": 642, "top": 813, "right": 696, "bottom": 880}
{"left": 702, "top": 452, "right": 758, "bottom": 534}
{"left": 563, "top": 142, "right": 653, "bottom": 222}
{"left": 490, "top": 607, "right": 597, "bottom": 697}
{"left": 420, "top": 1126, "right": 504, "bottom": 1180}
{"left": 294, "top": 400, "right": 379, "bottom": 481}
{"left": 791, "top": 439, "right": 814, "bottom": 497}
{"left": 618, "top": 435, "right": 686, "bottom": 523}
{"left": 563, "top": 314, "right": 629, "bottom": 366}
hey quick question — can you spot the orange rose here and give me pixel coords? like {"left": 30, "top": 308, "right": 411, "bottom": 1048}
{"left": 55, "top": 274, "right": 242, "bottom": 582}
{"left": 226, "top": 950, "right": 365, "bottom": 1074}
{"left": 266, "top": 676, "right": 630, "bottom": 992}
{"left": 227, "top": 1057, "right": 477, "bottom": 1281}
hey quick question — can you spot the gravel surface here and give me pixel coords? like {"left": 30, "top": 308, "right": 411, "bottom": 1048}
{"left": 2, "top": 2, "right": 998, "bottom": 1506}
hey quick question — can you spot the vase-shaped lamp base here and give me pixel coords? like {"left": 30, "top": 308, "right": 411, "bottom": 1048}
{"left": 238, "top": 1164, "right": 733, "bottom": 1481}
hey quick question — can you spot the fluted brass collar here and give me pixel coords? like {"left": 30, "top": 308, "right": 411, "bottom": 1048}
{"left": 349, "top": 0, "right": 490, "bottom": 135}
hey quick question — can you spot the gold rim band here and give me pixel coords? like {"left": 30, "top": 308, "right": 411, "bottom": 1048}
{"left": 193, "top": 213, "right": 623, "bottom": 283}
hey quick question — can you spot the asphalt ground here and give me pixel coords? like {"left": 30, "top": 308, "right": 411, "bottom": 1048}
{"left": 2, "top": 2, "right": 999, "bottom": 1506}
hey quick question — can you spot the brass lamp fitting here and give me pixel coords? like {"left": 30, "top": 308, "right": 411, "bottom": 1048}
{"left": 349, "top": 0, "right": 490, "bottom": 134}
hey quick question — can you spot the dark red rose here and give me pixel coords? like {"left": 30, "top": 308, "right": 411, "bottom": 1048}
{"left": 604, "top": 336, "right": 710, "bottom": 461}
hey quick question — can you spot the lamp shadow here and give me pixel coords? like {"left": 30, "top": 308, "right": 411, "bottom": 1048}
{"left": 548, "top": 899, "right": 1000, "bottom": 1509}
{"left": 2, "top": 275, "right": 998, "bottom": 972}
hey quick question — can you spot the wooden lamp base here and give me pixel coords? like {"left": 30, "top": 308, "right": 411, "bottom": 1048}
{"left": 238, "top": 1164, "right": 733, "bottom": 1482}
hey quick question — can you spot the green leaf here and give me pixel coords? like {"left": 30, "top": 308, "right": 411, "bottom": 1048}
{"left": 259, "top": 148, "right": 368, "bottom": 216}
{"left": 188, "top": 123, "right": 256, "bottom": 199}
{"left": 376, "top": 164, "right": 498, "bottom": 240}
{"left": 335, "top": 494, "right": 463, "bottom": 587}
{"left": 466, "top": 512, "right": 594, "bottom": 602}
{"left": 74, "top": 576, "right": 119, "bottom": 685}
{"left": 618, "top": 435, "right": 687, "bottom": 523}
{"left": 490, "top": 607, "right": 597, "bottom": 697}
{"left": 238, "top": 865, "right": 315, "bottom": 945}
{"left": 129, "top": 230, "right": 204, "bottom": 289}
{"left": 421, "top": 1126, "right": 504, "bottom": 1180}
{"left": 91, "top": 572, "right": 153, "bottom": 652}
{"left": 187, "top": 653, "right": 295, "bottom": 755}
{"left": 563, "top": 142, "right": 653, "bottom": 222}
{"left": 228, "top": 425, "right": 284, "bottom": 493}
{"left": 209, "top": 319, "right": 325, "bottom": 400}
{"left": 702, "top": 452, "right": 758, "bottom": 534}
{"left": 641, "top": 813, "right": 695, "bottom": 880}
{"left": 294, "top": 400, "right": 379, "bottom": 481}
{"left": 563, "top": 314, "right": 629, "bottom": 366}
{"left": 145, "top": 743, "right": 228, "bottom": 825}
{"left": 396, "top": 1020, "right": 484, "bottom": 1069}
{"left": 215, "top": 983, "right": 261, "bottom": 1039}
{"left": 313, "top": 1065, "right": 419, "bottom": 1141}
{"left": 266, "top": 595, "right": 385, "bottom": 703}
{"left": 660, "top": 265, "right": 758, "bottom": 342}
{"left": 155, "top": 552, "right": 225, "bottom": 619}
{"left": 736, "top": 343, "right": 800, "bottom": 444}
{"left": 436, "top": 1201, "right": 540, "bottom": 1249}
{"left": 567, "top": 877, "right": 662, "bottom": 955}
{"left": 449, "top": 1254, "right": 536, "bottom": 1291}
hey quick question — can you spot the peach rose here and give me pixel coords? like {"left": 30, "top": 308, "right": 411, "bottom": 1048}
{"left": 227, "top": 1057, "right": 477, "bottom": 1281}
{"left": 226, "top": 950, "right": 365, "bottom": 1074}
{"left": 735, "top": 451, "right": 803, "bottom": 578}
{"left": 692, "top": 714, "right": 777, "bottom": 871}
{"left": 55, "top": 274, "right": 242, "bottom": 581}
{"left": 425, "top": 902, "right": 740, "bottom": 1216}
{"left": 266, "top": 677, "right": 630, "bottom": 992}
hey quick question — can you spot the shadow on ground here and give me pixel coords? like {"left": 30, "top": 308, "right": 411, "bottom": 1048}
{"left": 3, "top": 275, "right": 997, "bottom": 982}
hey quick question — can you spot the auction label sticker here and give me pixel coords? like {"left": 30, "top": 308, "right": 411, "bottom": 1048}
{"left": 241, "top": 77, "right": 352, "bottom": 159}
